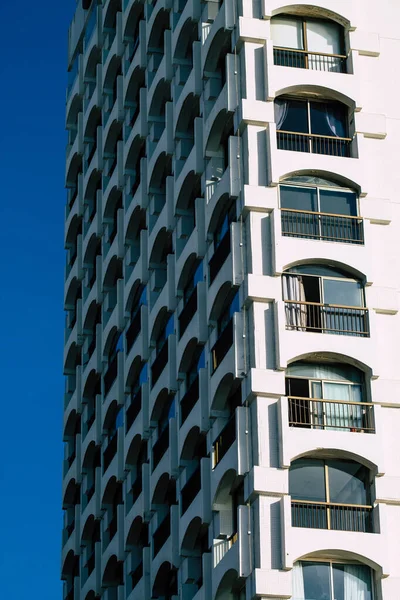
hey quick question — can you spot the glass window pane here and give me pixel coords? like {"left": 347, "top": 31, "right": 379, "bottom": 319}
{"left": 302, "top": 561, "right": 331, "bottom": 600}
{"left": 306, "top": 19, "right": 343, "bottom": 54}
{"left": 323, "top": 382, "right": 351, "bottom": 401}
{"left": 280, "top": 185, "right": 318, "bottom": 211}
{"left": 320, "top": 189, "right": 357, "bottom": 216}
{"left": 310, "top": 101, "right": 347, "bottom": 137}
{"left": 290, "top": 459, "right": 326, "bottom": 501}
{"left": 271, "top": 16, "right": 304, "bottom": 49}
{"left": 280, "top": 100, "right": 309, "bottom": 133}
{"left": 339, "top": 565, "right": 372, "bottom": 599}
{"left": 332, "top": 564, "right": 345, "bottom": 600}
{"left": 328, "top": 460, "right": 369, "bottom": 504}
{"left": 323, "top": 279, "right": 363, "bottom": 306}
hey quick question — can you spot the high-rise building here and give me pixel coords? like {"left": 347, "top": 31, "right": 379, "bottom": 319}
{"left": 62, "top": 1, "right": 400, "bottom": 599}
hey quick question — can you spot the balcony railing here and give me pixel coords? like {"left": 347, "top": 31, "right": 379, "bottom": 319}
{"left": 284, "top": 301, "right": 369, "bottom": 336}
{"left": 277, "top": 130, "right": 352, "bottom": 157}
{"left": 126, "top": 388, "right": 142, "bottom": 433}
{"left": 178, "top": 287, "right": 198, "bottom": 338}
{"left": 288, "top": 396, "right": 375, "bottom": 433}
{"left": 213, "top": 413, "right": 236, "bottom": 468}
{"left": 153, "top": 426, "right": 169, "bottom": 470}
{"left": 273, "top": 47, "right": 347, "bottom": 73}
{"left": 126, "top": 310, "right": 142, "bottom": 353}
{"left": 153, "top": 512, "right": 171, "bottom": 557}
{"left": 291, "top": 500, "right": 374, "bottom": 533}
{"left": 151, "top": 339, "right": 168, "bottom": 387}
{"left": 104, "top": 354, "right": 118, "bottom": 396}
{"left": 213, "top": 533, "right": 238, "bottom": 568}
{"left": 180, "top": 375, "right": 199, "bottom": 425}
{"left": 130, "top": 562, "right": 143, "bottom": 591}
{"left": 103, "top": 432, "right": 118, "bottom": 472}
{"left": 281, "top": 209, "right": 364, "bottom": 244}
{"left": 209, "top": 228, "right": 231, "bottom": 285}
{"left": 181, "top": 465, "right": 201, "bottom": 515}
{"left": 211, "top": 318, "right": 233, "bottom": 373}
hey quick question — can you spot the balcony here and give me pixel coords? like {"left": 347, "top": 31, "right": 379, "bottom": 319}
{"left": 291, "top": 500, "right": 373, "bottom": 533}
{"left": 284, "top": 301, "right": 369, "bottom": 336}
{"left": 153, "top": 426, "right": 169, "bottom": 470}
{"left": 277, "top": 130, "right": 352, "bottom": 157}
{"left": 151, "top": 339, "right": 169, "bottom": 387}
{"left": 103, "top": 432, "right": 118, "bottom": 473}
{"left": 180, "top": 375, "right": 199, "bottom": 425}
{"left": 211, "top": 318, "right": 233, "bottom": 373}
{"left": 213, "top": 413, "right": 236, "bottom": 468}
{"left": 178, "top": 286, "right": 198, "bottom": 338}
{"left": 181, "top": 465, "right": 201, "bottom": 515}
{"left": 153, "top": 512, "right": 171, "bottom": 558}
{"left": 273, "top": 47, "right": 347, "bottom": 73}
{"left": 281, "top": 209, "right": 364, "bottom": 244}
{"left": 126, "top": 388, "right": 142, "bottom": 433}
{"left": 209, "top": 228, "right": 230, "bottom": 285}
{"left": 126, "top": 310, "right": 142, "bottom": 353}
{"left": 104, "top": 355, "right": 118, "bottom": 396}
{"left": 288, "top": 396, "right": 375, "bottom": 433}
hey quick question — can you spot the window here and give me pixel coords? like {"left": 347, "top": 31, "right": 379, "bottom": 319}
{"left": 275, "top": 98, "right": 351, "bottom": 157}
{"left": 290, "top": 458, "right": 374, "bottom": 532}
{"left": 293, "top": 560, "right": 373, "bottom": 599}
{"left": 283, "top": 264, "right": 369, "bottom": 336}
{"left": 280, "top": 176, "right": 363, "bottom": 244}
{"left": 271, "top": 15, "right": 346, "bottom": 72}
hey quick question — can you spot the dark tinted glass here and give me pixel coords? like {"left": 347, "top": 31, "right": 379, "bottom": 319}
{"left": 282, "top": 100, "right": 308, "bottom": 132}
{"left": 289, "top": 458, "right": 326, "bottom": 502}
{"left": 310, "top": 101, "right": 347, "bottom": 137}
{"left": 320, "top": 189, "right": 357, "bottom": 216}
{"left": 280, "top": 185, "right": 318, "bottom": 211}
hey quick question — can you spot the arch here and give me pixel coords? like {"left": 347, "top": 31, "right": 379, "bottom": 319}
{"left": 148, "top": 8, "right": 169, "bottom": 50}
{"left": 125, "top": 206, "right": 146, "bottom": 248}
{"left": 287, "top": 351, "right": 373, "bottom": 380}
{"left": 174, "top": 17, "right": 199, "bottom": 62}
{"left": 175, "top": 93, "right": 200, "bottom": 135}
{"left": 149, "top": 151, "right": 172, "bottom": 193}
{"left": 103, "top": 399, "right": 120, "bottom": 431}
{"left": 102, "top": 475, "right": 118, "bottom": 506}
{"left": 205, "top": 110, "right": 234, "bottom": 154}
{"left": 180, "top": 426, "right": 200, "bottom": 462}
{"left": 84, "top": 167, "right": 102, "bottom": 202}
{"left": 149, "top": 305, "right": 169, "bottom": 345}
{"left": 61, "top": 549, "right": 77, "bottom": 579}
{"left": 84, "top": 43, "right": 101, "bottom": 80}
{"left": 290, "top": 447, "right": 378, "bottom": 473}
{"left": 83, "top": 105, "right": 102, "bottom": 141}
{"left": 103, "top": 326, "right": 120, "bottom": 359}
{"left": 176, "top": 169, "right": 201, "bottom": 212}
{"left": 178, "top": 337, "right": 200, "bottom": 375}
{"left": 103, "top": 255, "right": 123, "bottom": 289}
{"left": 213, "top": 468, "right": 237, "bottom": 508}
{"left": 84, "top": 592, "right": 96, "bottom": 600}
{"left": 180, "top": 516, "right": 202, "bottom": 554}
{"left": 275, "top": 84, "right": 355, "bottom": 110}
{"left": 126, "top": 515, "right": 144, "bottom": 547}
{"left": 125, "top": 355, "right": 143, "bottom": 389}
{"left": 123, "top": 1, "right": 144, "bottom": 41}
{"left": 204, "top": 28, "right": 231, "bottom": 73}
{"left": 294, "top": 549, "right": 382, "bottom": 574}
{"left": 66, "top": 153, "right": 83, "bottom": 188}
{"left": 152, "top": 473, "right": 175, "bottom": 506}
{"left": 104, "top": 120, "right": 123, "bottom": 156}
{"left": 103, "top": 54, "right": 121, "bottom": 93}
{"left": 102, "top": 554, "right": 123, "bottom": 587}
{"left": 149, "top": 78, "right": 171, "bottom": 117}
{"left": 83, "top": 368, "right": 100, "bottom": 397}
{"left": 270, "top": 4, "right": 350, "bottom": 28}
{"left": 215, "top": 569, "right": 240, "bottom": 600}
{"left": 279, "top": 169, "right": 362, "bottom": 195}
{"left": 211, "top": 372, "right": 235, "bottom": 413}
{"left": 83, "top": 441, "right": 98, "bottom": 469}
{"left": 81, "top": 514, "right": 96, "bottom": 543}
{"left": 103, "top": 0, "right": 121, "bottom": 29}
{"left": 282, "top": 258, "right": 366, "bottom": 283}
{"left": 209, "top": 281, "right": 234, "bottom": 323}
{"left": 207, "top": 192, "right": 232, "bottom": 237}
{"left": 63, "top": 478, "right": 78, "bottom": 507}
{"left": 64, "top": 409, "right": 79, "bottom": 438}
{"left": 66, "top": 95, "right": 83, "bottom": 128}
{"left": 64, "top": 342, "right": 81, "bottom": 374}
{"left": 125, "top": 433, "right": 142, "bottom": 466}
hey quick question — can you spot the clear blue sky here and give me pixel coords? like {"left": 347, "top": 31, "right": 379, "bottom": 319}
{"left": 0, "top": 1, "right": 75, "bottom": 597}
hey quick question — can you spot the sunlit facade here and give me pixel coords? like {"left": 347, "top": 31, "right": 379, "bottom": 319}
{"left": 63, "top": 1, "right": 400, "bottom": 599}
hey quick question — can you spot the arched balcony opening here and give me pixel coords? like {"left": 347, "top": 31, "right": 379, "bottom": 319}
{"left": 67, "top": 96, "right": 83, "bottom": 147}
{"left": 282, "top": 262, "right": 369, "bottom": 336}
{"left": 103, "top": 121, "right": 123, "bottom": 181}
{"left": 179, "top": 346, "right": 205, "bottom": 426}
{"left": 66, "top": 215, "right": 82, "bottom": 276}
{"left": 151, "top": 391, "right": 175, "bottom": 470}
{"left": 180, "top": 518, "right": 209, "bottom": 600}
{"left": 177, "top": 260, "right": 203, "bottom": 339}
{"left": 84, "top": 235, "right": 101, "bottom": 291}
{"left": 64, "top": 339, "right": 82, "bottom": 399}
{"left": 83, "top": 107, "right": 102, "bottom": 172}
{"left": 180, "top": 427, "right": 207, "bottom": 516}
{"left": 102, "top": 555, "right": 124, "bottom": 598}
{"left": 64, "top": 410, "right": 81, "bottom": 474}
{"left": 279, "top": 174, "right": 364, "bottom": 244}
{"left": 174, "top": 15, "right": 199, "bottom": 67}
{"left": 150, "top": 311, "right": 174, "bottom": 388}
{"left": 102, "top": 478, "right": 123, "bottom": 550}
{"left": 126, "top": 362, "right": 148, "bottom": 435}
{"left": 82, "top": 369, "right": 101, "bottom": 439}
{"left": 290, "top": 456, "right": 377, "bottom": 533}
{"left": 63, "top": 479, "right": 80, "bottom": 546}
{"left": 271, "top": 12, "right": 349, "bottom": 73}
{"left": 62, "top": 550, "right": 80, "bottom": 600}
{"left": 83, "top": 301, "right": 101, "bottom": 365}
{"left": 152, "top": 477, "right": 177, "bottom": 559}
{"left": 126, "top": 281, "right": 146, "bottom": 354}
{"left": 212, "top": 380, "right": 241, "bottom": 469}
{"left": 125, "top": 438, "right": 147, "bottom": 512}
{"left": 292, "top": 556, "right": 375, "bottom": 599}
{"left": 102, "top": 401, "right": 123, "bottom": 473}
{"left": 103, "top": 329, "right": 123, "bottom": 396}
{"left": 103, "top": 0, "right": 121, "bottom": 55}
{"left": 84, "top": 44, "right": 101, "bottom": 107}
{"left": 126, "top": 517, "right": 148, "bottom": 594}
{"left": 203, "top": 28, "right": 232, "bottom": 119}
{"left": 212, "top": 471, "right": 244, "bottom": 567}
{"left": 148, "top": 150, "right": 173, "bottom": 230}
{"left": 175, "top": 93, "right": 200, "bottom": 177}
{"left": 286, "top": 358, "right": 375, "bottom": 433}
{"left": 103, "top": 188, "right": 123, "bottom": 249}
{"left": 124, "top": 3, "right": 144, "bottom": 62}
{"left": 152, "top": 561, "right": 178, "bottom": 600}
{"left": 215, "top": 569, "right": 245, "bottom": 600}
{"left": 210, "top": 289, "right": 239, "bottom": 375}
{"left": 175, "top": 172, "right": 201, "bottom": 257}
{"left": 65, "top": 277, "right": 82, "bottom": 333}
{"left": 84, "top": 171, "right": 101, "bottom": 229}
{"left": 81, "top": 516, "right": 100, "bottom": 586}
{"left": 205, "top": 112, "right": 234, "bottom": 201}
{"left": 125, "top": 137, "right": 146, "bottom": 200}
{"left": 274, "top": 93, "right": 355, "bottom": 157}
{"left": 66, "top": 154, "right": 83, "bottom": 211}
{"left": 103, "top": 256, "right": 123, "bottom": 319}
{"left": 125, "top": 66, "right": 145, "bottom": 129}
{"left": 148, "top": 8, "right": 170, "bottom": 82}
{"left": 149, "top": 228, "right": 173, "bottom": 308}
{"left": 208, "top": 194, "right": 236, "bottom": 285}
{"left": 125, "top": 206, "right": 146, "bottom": 273}
{"left": 82, "top": 442, "right": 101, "bottom": 511}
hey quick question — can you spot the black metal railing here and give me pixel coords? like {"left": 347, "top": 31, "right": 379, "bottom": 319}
{"left": 180, "top": 375, "right": 199, "bottom": 425}
{"left": 104, "top": 354, "right": 118, "bottom": 396}
{"left": 153, "top": 426, "right": 169, "bottom": 470}
{"left": 213, "top": 413, "right": 236, "bottom": 467}
{"left": 178, "top": 287, "right": 198, "bottom": 338}
{"left": 281, "top": 209, "right": 364, "bottom": 244}
{"left": 130, "top": 562, "right": 143, "bottom": 590}
{"left": 288, "top": 396, "right": 375, "bottom": 433}
{"left": 291, "top": 500, "right": 374, "bottom": 533}
{"left": 181, "top": 465, "right": 201, "bottom": 515}
{"left": 151, "top": 339, "right": 169, "bottom": 387}
{"left": 211, "top": 318, "right": 233, "bottom": 373}
{"left": 209, "top": 228, "right": 231, "bottom": 285}
{"left": 126, "top": 310, "right": 142, "bottom": 353}
{"left": 284, "top": 300, "right": 369, "bottom": 336}
{"left": 273, "top": 47, "right": 347, "bottom": 73}
{"left": 153, "top": 512, "right": 171, "bottom": 557}
{"left": 277, "top": 130, "right": 352, "bottom": 157}
{"left": 126, "top": 388, "right": 142, "bottom": 433}
{"left": 103, "top": 432, "right": 118, "bottom": 472}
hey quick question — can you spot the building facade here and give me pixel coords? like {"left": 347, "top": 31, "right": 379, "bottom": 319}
{"left": 62, "top": 0, "right": 400, "bottom": 599}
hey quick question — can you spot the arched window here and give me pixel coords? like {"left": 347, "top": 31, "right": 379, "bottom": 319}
{"left": 271, "top": 14, "right": 347, "bottom": 72}
{"left": 282, "top": 264, "right": 369, "bottom": 336}
{"left": 293, "top": 559, "right": 374, "bottom": 599}
{"left": 290, "top": 457, "right": 375, "bottom": 533}
{"left": 280, "top": 175, "right": 363, "bottom": 244}
{"left": 275, "top": 97, "right": 352, "bottom": 157}
{"left": 286, "top": 360, "right": 375, "bottom": 433}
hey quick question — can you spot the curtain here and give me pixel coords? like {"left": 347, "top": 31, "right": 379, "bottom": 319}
{"left": 292, "top": 563, "right": 305, "bottom": 599}
{"left": 283, "top": 275, "right": 307, "bottom": 330}
{"left": 325, "top": 104, "right": 346, "bottom": 138}
{"left": 343, "top": 564, "right": 371, "bottom": 600}
{"left": 271, "top": 17, "right": 303, "bottom": 49}
{"left": 275, "top": 98, "right": 289, "bottom": 130}
{"left": 323, "top": 382, "right": 351, "bottom": 431}
{"left": 307, "top": 20, "right": 342, "bottom": 72}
